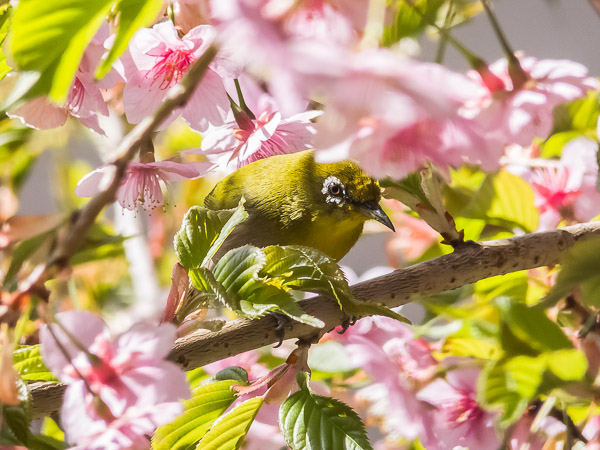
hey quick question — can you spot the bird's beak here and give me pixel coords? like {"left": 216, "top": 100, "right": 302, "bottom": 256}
{"left": 358, "top": 201, "right": 395, "bottom": 232}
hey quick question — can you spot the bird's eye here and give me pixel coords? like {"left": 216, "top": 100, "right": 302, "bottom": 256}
{"left": 328, "top": 183, "right": 342, "bottom": 196}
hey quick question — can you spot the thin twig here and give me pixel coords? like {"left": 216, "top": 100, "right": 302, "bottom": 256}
{"left": 28, "top": 220, "right": 600, "bottom": 418}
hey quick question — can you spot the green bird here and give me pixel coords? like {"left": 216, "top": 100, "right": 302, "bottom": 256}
{"left": 204, "top": 150, "right": 395, "bottom": 261}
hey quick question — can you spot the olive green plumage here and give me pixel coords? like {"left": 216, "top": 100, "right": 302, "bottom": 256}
{"left": 204, "top": 150, "right": 394, "bottom": 261}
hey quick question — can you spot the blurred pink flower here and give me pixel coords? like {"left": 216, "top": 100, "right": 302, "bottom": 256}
{"left": 527, "top": 137, "right": 600, "bottom": 229}
{"left": 417, "top": 365, "right": 500, "bottom": 450}
{"left": 211, "top": 0, "right": 356, "bottom": 115}
{"left": 197, "top": 109, "right": 320, "bottom": 170}
{"left": 383, "top": 200, "right": 439, "bottom": 266}
{"left": 121, "top": 22, "right": 231, "bottom": 131}
{"left": 40, "top": 311, "right": 190, "bottom": 449}
{"left": 313, "top": 51, "right": 503, "bottom": 178}
{"left": 509, "top": 412, "right": 564, "bottom": 450}
{"left": 8, "top": 23, "right": 115, "bottom": 135}
{"left": 333, "top": 317, "right": 437, "bottom": 441}
{"left": 466, "top": 55, "right": 598, "bottom": 146}
{"left": 75, "top": 159, "right": 213, "bottom": 212}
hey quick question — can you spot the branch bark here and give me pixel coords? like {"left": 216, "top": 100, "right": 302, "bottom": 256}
{"left": 29, "top": 220, "right": 600, "bottom": 418}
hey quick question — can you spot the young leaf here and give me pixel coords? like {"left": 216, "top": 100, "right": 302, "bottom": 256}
{"left": 280, "top": 372, "right": 372, "bottom": 450}
{"left": 13, "top": 345, "right": 58, "bottom": 383}
{"left": 462, "top": 170, "right": 539, "bottom": 233}
{"left": 544, "top": 237, "right": 600, "bottom": 307}
{"left": 95, "top": 0, "right": 163, "bottom": 78}
{"left": 152, "top": 379, "right": 241, "bottom": 450}
{"left": 211, "top": 246, "right": 325, "bottom": 327}
{"left": 195, "top": 396, "right": 264, "bottom": 450}
{"left": 174, "top": 204, "right": 247, "bottom": 270}
{"left": 478, "top": 357, "right": 542, "bottom": 426}
{"left": 496, "top": 298, "right": 572, "bottom": 355}
{"left": 0, "top": 4, "right": 12, "bottom": 81}
{"left": 8, "top": 0, "right": 114, "bottom": 103}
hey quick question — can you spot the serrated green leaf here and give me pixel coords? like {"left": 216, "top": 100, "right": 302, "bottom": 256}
{"left": 212, "top": 367, "right": 248, "bottom": 384}
{"left": 13, "top": 345, "right": 58, "bottom": 382}
{"left": 152, "top": 380, "right": 240, "bottom": 450}
{"left": 213, "top": 245, "right": 266, "bottom": 298}
{"left": 174, "top": 204, "right": 247, "bottom": 270}
{"left": 497, "top": 298, "right": 572, "bottom": 355}
{"left": 196, "top": 396, "right": 264, "bottom": 450}
{"left": 96, "top": 0, "right": 163, "bottom": 78}
{"left": 463, "top": 170, "right": 539, "bottom": 233}
{"left": 280, "top": 372, "right": 372, "bottom": 450}
{"left": 545, "top": 237, "right": 600, "bottom": 307}
{"left": 8, "top": 0, "right": 114, "bottom": 103}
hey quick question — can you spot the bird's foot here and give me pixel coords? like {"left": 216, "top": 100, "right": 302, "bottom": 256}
{"left": 269, "top": 312, "right": 293, "bottom": 348}
{"left": 337, "top": 315, "right": 358, "bottom": 335}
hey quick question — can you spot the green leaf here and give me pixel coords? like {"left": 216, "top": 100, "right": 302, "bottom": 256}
{"left": 152, "top": 380, "right": 240, "bottom": 450}
{"left": 0, "top": 4, "right": 12, "bottom": 81}
{"left": 70, "top": 223, "right": 128, "bottom": 266}
{"left": 474, "top": 272, "right": 529, "bottom": 304}
{"left": 382, "top": 0, "right": 444, "bottom": 46}
{"left": 497, "top": 298, "right": 573, "bottom": 355}
{"left": 463, "top": 170, "right": 539, "bottom": 233}
{"left": 545, "top": 237, "right": 600, "bottom": 307}
{"left": 8, "top": 0, "right": 114, "bottom": 103}
{"left": 196, "top": 397, "right": 263, "bottom": 450}
{"left": 2, "top": 379, "right": 32, "bottom": 445}
{"left": 478, "top": 357, "right": 542, "bottom": 426}
{"left": 544, "top": 349, "right": 587, "bottom": 381}
{"left": 96, "top": 0, "right": 163, "bottom": 78}
{"left": 3, "top": 228, "right": 57, "bottom": 291}
{"left": 280, "top": 372, "right": 372, "bottom": 450}
{"left": 174, "top": 204, "right": 247, "bottom": 270}
{"left": 13, "top": 345, "right": 58, "bottom": 382}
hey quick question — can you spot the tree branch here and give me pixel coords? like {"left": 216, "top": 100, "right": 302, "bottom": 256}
{"left": 29, "top": 46, "right": 218, "bottom": 282}
{"left": 29, "top": 220, "right": 600, "bottom": 418}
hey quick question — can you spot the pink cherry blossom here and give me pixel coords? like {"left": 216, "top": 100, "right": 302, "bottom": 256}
{"left": 40, "top": 311, "right": 190, "bottom": 449}
{"left": 8, "top": 23, "right": 115, "bottom": 135}
{"left": 509, "top": 137, "right": 600, "bottom": 230}
{"left": 210, "top": 0, "right": 356, "bottom": 115}
{"left": 197, "top": 109, "right": 321, "bottom": 170}
{"left": 332, "top": 317, "right": 438, "bottom": 441}
{"left": 465, "top": 55, "right": 598, "bottom": 147}
{"left": 121, "top": 22, "right": 231, "bottom": 131}
{"left": 312, "top": 51, "right": 504, "bottom": 178}
{"left": 75, "top": 159, "right": 214, "bottom": 212}
{"left": 417, "top": 365, "right": 501, "bottom": 450}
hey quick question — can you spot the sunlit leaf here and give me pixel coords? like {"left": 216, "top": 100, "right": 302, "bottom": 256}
{"left": 174, "top": 203, "right": 247, "bottom": 270}
{"left": 196, "top": 397, "right": 263, "bottom": 450}
{"left": 496, "top": 298, "right": 572, "bottom": 355}
{"left": 96, "top": 0, "right": 163, "bottom": 78}
{"left": 8, "top": 0, "right": 114, "bottom": 103}
{"left": 13, "top": 345, "right": 58, "bottom": 382}
{"left": 152, "top": 380, "right": 241, "bottom": 450}
{"left": 544, "top": 237, "right": 600, "bottom": 307}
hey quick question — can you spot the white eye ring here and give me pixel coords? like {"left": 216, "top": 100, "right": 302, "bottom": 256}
{"left": 322, "top": 176, "right": 346, "bottom": 204}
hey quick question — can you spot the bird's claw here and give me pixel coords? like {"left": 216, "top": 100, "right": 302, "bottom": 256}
{"left": 269, "top": 312, "right": 293, "bottom": 348}
{"left": 337, "top": 315, "right": 358, "bottom": 334}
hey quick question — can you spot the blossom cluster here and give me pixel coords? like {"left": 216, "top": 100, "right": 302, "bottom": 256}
{"left": 40, "top": 311, "right": 190, "bottom": 449}
{"left": 6, "top": 0, "right": 596, "bottom": 220}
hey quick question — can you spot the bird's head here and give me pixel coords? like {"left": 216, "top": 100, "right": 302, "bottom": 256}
{"left": 313, "top": 160, "right": 395, "bottom": 232}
